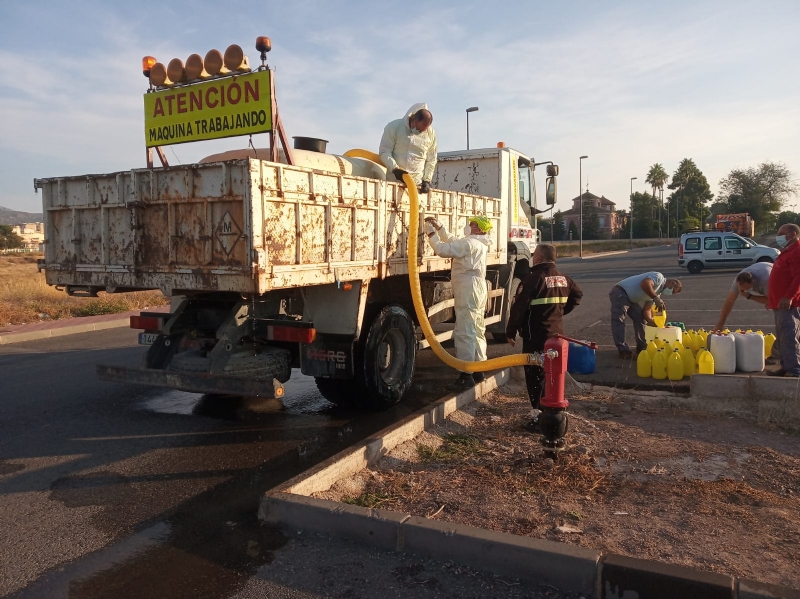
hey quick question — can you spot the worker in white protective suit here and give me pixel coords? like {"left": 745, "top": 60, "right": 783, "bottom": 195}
{"left": 424, "top": 215, "right": 492, "bottom": 389}
{"left": 379, "top": 103, "right": 437, "bottom": 193}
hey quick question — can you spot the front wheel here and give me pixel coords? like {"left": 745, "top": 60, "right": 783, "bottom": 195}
{"left": 757, "top": 256, "right": 774, "bottom": 263}
{"left": 687, "top": 260, "right": 703, "bottom": 274}
{"left": 354, "top": 304, "right": 416, "bottom": 410}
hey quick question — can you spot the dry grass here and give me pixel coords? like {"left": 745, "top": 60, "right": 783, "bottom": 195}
{"left": 0, "top": 254, "right": 167, "bottom": 326}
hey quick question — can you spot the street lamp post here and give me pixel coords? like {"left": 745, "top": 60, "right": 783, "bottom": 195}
{"left": 466, "top": 107, "right": 479, "bottom": 150}
{"left": 579, "top": 155, "right": 588, "bottom": 258}
{"left": 630, "top": 177, "right": 637, "bottom": 249}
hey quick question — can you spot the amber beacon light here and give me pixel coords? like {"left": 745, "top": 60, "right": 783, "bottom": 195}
{"left": 141, "top": 56, "right": 157, "bottom": 78}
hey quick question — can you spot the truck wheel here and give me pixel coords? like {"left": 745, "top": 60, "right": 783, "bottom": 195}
{"left": 687, "top": 261, "right": 703, "bottom": 274}
{"left": 223, "top": 348, "right": 291, "bottom": 383}
{"left": 491, "top": 277, "right": 521, "bottom": 342}
{"left": 167, "top": 350, "right": 210, "bottom": 373}
{"left": 314, "top": 378, "right": 351, "bottom": 406}
{"left": 757, "top": 256, "right": 774, "bottom": 263}
{"left": 355, "top": 304, "right": 416, "bottom": 410}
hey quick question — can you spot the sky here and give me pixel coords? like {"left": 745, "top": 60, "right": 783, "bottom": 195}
{"left": 1, "top": 0, "right": 799, "bottom": 215}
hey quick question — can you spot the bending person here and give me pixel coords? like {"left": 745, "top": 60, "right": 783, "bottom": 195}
{"left": 379, "top": 103, "right": 437, "bottom": 194}
{"left": 424, "top": 215, "right": 492, "bottom": 389}
{"left": 610, "top": 272, "right": 682, "bottom": 358}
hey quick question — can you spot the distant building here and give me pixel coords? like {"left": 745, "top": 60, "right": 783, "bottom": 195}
{"left": 560, "top": 191, "right": 620, "bottom": 238}
{"left": 11, "top": 223, "right": 45, "bottom": 251}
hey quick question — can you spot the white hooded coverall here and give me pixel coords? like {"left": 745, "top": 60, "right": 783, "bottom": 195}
{"left": 426, "top": 226, "right": 490, "bottom": 365}
{"left": 379, "top": 102, "right": 438, "bottom": 186}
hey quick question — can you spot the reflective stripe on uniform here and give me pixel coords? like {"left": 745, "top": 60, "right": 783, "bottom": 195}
{"left": 529, "top": 296, "right": 568, "bottom": 306}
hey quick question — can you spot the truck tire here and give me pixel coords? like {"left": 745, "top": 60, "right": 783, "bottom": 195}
{"left": 492, "top": 277, "right": 521, "bottom": 342}
{"left": 167, "top": 347, "right": 291, "bottom": 382}
{"left": 687, "top": 261, "right": 704, "bottom": 274}
{"left": 757, "top": 256, "right": 774, "bottom": 263}
{"left": 314, "top": 378, "right": 351, "bottom": 406}
{"left": 223, "top": 348, "right": 291, "bottom": 383}
{"left": 167, "top": 350, "right": 210, "bottom": 373}
{"left": 354, "top": 304, "right": 416, "bottom": 410}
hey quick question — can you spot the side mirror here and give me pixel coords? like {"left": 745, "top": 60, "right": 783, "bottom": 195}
{"left": 546, "top": 164, "right": 559, "bottom": 176}
{"left": 744, "top": 243, "right": 751, "bottom": 249}
{"left": 545, "top": 176, "right": 557, "bottom": 205}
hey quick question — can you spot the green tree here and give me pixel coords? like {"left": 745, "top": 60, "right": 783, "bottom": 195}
{"left": 776, "top": 211, "right": 800, "bottom": 228}
{"left": 568, "top": 221, "right": 579, "bottom": 241}
{"left": 630, "top": 192, "right": 660, "bottom": 239}
{"left": 552, "top": 210, "right": 566, "bottom": 241}
{"left": 718, "top": 162, "right": 798, "bottom": 228}
{"left": 645, "top": 163, "right": 669, "bottom": 237}
{"left": 0, "top": 225, "right": 24, "bottom": 250}
{"left": 582, "top": 199, "right": 602, "bottom": 240}
{"left": 667, "top": 158, "right": 714, "bottom": 235}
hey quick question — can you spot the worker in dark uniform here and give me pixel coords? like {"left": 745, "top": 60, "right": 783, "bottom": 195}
{"left": 505, "top": 244, "right": 583, "bottom": 432}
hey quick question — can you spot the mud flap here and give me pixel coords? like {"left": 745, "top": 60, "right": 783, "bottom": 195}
{"left": 300, "top": 333, "right": 354, "bottom": 379}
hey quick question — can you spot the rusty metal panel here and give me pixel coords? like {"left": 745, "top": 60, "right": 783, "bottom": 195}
{"left": 301, "top": 203, "right": 326, "bottom": 263}
{"left": 330, "top": 206, "right": 353, "bottom": 262}
{"left": 39, "top": 158, "right": 506, "bottom": 295}
{"left": 263, "top": 200, "right": 297, "bottom": 265}
{"left": 105, "top": 206, "right": 135, "bottom": 265}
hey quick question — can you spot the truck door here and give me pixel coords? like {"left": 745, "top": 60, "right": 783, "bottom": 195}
{"left": 724, "top": 234, "right": 756, "bottom": 265}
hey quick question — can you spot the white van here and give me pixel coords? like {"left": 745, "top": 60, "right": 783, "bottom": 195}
{"left": 678, "top": 232, "right": 779, "bottom": 274}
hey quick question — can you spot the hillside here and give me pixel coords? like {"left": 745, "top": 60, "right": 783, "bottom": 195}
{"left": 0, "top": 206, "right": 43, "bottom": 225}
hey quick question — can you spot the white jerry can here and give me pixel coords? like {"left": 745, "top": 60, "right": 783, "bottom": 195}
{"left": 733, "top": 332, "right": 765, "bottom": 373}
{"left": 708, "top": 332, "right": 736, "bottom": 374}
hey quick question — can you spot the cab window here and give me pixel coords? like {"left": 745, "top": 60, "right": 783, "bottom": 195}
{"left": 704, "top": 237, "right": 722, "bottom": 251}
{"left": 684, "top": 237, "right": 700, "bottom": 250}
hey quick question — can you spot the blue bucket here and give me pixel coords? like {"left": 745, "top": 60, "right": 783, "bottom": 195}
{"left": 567, "top": 342, "right": 595, "bottom": 374}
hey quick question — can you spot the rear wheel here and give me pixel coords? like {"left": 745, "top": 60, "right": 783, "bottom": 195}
{"left": 354, "top": 304, "right": 416, "bottom": 410}
{"left": 687, "top": 260, "right": 703, "bottom": 274}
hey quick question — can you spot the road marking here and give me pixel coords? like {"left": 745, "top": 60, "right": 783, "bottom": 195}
{"left": 587, "top": 319, "right": 603, "bottom": 327}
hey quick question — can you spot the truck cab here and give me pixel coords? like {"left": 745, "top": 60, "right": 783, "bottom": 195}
{"left": 432, "top": 145, "right": 555, "bottom": 340}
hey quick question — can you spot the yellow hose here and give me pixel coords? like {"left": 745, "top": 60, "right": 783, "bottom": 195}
{"left": 344, "top": 149, "right": 538, "bottom": 371}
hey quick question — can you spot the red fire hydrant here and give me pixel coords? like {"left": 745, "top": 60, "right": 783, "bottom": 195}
{"left": 536, "top": 335, "right": 597, "bottom": 455}
{"left": 538, "top": 336, "right": 570, "bottom": 454}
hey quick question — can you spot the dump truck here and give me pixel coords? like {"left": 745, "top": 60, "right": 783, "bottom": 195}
{"left": 35, "top": 141, "right": 555, "bottom": 409}
{"left": 35, "top": 38, "right": 558, "bottom": 409}
{"left": 715, "top": 213, "right": 755, "bottom": 237}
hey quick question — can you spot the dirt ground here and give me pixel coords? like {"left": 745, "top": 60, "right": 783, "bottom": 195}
{"left": 316, "top": 379, "right": 800, "bottom": 590}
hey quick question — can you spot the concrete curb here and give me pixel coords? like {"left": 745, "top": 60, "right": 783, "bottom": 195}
{"left": 259, "top": 371, "right": 800, "bottom": 599}
{"left": 692, "top": 373, "right": 800, "bottom": 400}
{"left": 0, "top": 307, "right": 168, "bottom": 345}
{"left": 0, "top": 316, "right": 131, "bottom": 345}
{"left": 581, "top": 250, "right": 629, "bottom": 259}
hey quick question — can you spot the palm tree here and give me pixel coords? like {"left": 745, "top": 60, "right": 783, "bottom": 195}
{"left": 646, "top": 163, "right": 669, "bottom": 239}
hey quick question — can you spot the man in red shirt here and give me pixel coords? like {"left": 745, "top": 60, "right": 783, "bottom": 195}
{"left": 767, "top": 223, "right": 800, "bottom": 377}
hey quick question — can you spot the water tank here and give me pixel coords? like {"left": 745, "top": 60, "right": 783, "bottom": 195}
{"left": 292, "top": 136, "right": 328, "bottom": 153}
{"left": 567, "top": 342, "right": 595, "bottom": 374}
{"left": 199, "top": 147, "right": 388, "bottom": 181}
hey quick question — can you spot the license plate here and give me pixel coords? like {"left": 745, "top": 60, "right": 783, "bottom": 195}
{"left": 138, "top": 332, "right": 160, "bottom": 345}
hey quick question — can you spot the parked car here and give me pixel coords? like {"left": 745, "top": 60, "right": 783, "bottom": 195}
{"left": 678, "top": 232, "right": 779, "bottom": 274}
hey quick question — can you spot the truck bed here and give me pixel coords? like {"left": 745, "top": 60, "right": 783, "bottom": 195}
{"left": 36, "top": 159, "right": 506, "bottom": 295}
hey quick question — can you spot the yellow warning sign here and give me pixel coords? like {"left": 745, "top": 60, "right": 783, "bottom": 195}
{"left": 143, "top": 70, "right": 272, "bottom": 147}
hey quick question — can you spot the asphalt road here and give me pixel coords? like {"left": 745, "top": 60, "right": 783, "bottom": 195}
{"left": 554, "top": 244, "right": 775, "bottom": 347}
{"left": 0, "top": 244, "right": 769, "bottom": 598}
